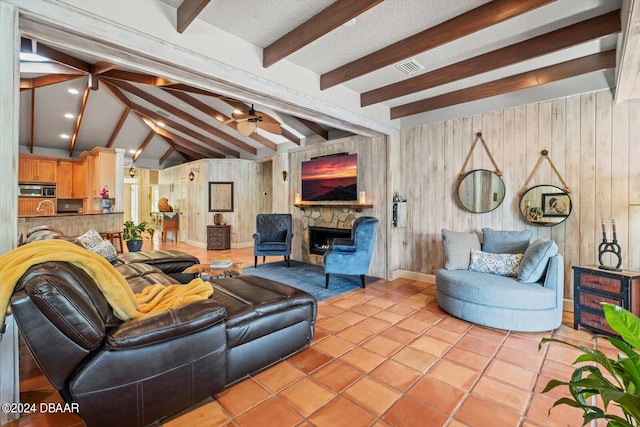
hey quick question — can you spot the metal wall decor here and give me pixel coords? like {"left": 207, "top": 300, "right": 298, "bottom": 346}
{"left": 598, "top": 219, "right": 622, "bottom": 271}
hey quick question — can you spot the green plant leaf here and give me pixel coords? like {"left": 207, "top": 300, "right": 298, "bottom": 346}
{"left": 603, "top": 303, "right": 640, "bottom": 350}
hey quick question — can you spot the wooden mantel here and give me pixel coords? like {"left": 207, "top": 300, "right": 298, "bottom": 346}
{"left": 294, "top": 203, "right": 373, "bottom": 213}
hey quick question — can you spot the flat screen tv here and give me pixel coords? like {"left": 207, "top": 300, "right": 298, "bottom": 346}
{"left": 301, "top": 153, "right": 357, "bottom": 201}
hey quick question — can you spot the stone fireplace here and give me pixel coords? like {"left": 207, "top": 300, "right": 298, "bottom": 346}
{"left": 299, "top": 206, "right": 360, "bottom": 265}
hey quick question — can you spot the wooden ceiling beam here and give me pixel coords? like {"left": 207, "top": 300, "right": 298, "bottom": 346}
{"left": 21, "top": 37, "right": 91, "bottom": 74}
{"left": 163, "top": 84, "right": 223, "bottom": 97}
{"left": 362, "top": 10, "right": 621, "bottom": 106}
{"left": 106, "top": 106, "right": 131, "bottom": 148}
{"left": 159, "top": 146, "right": 176, "bottom": 164}
{"left": 100, "top": 70, "right": 175, "bottom": 86}
{"left": 20, "top": 74, "right": 84, "bottom": 90}
{"left": 390, "top": 50, "right": 616, "bottom": 119}
{"left": 69, "top": 86, "right": 91, "bottom": 156}
{"left": 321, "top": 0, "right": 554, "bottom": 89}
{"left": 295, "top": 117, "right": 328, "bottom": 140}
{"left": 134, "top": 112, "right": 224, "bottom": 159}
{"left": 158, "top": 136, "right": 201, "bottom": 161}
{"left": 105, "top": 78, "right": 256, "bottom": 155}
{"left": 133, "top": 130, "right": 155, "bottom": 162}
{"left": 102, "top": 80, "right": 133, "bottom": 107}
{"left": 177, "top": 0, "right": 211, "bottom": 33}
{"left": 91, "top": 61, "right": 117, "bottom": 75}
{"left": 263, "top": 0, "right": 383, "bottom": 67}
{"left": 163, "top": 89, "right": 278, "bottom": 151}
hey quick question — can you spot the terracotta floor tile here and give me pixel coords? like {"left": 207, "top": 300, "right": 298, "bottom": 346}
{"left": 349, "top": 304, "right": 382, "bottom": 317}
{"left": 552, "top": 324, "right": 594, "bottom": 342}
{"left": 332, "top": 310, "right": 367, "bottom": 326}
{"left": 407, "top": 376, "right": 466, "bottom": 414}
{"left": 402, "top": 293, "right": 435, "bottom": 309}
{"left": 442, "top": 347, "right": 490, "bottom": 371}
{"left": 408, "top": 308, "right": 444, "bottom": 324}
{"left": 502, "top": 334, "right": 544, "bottom": 353}
{"left": 216, "top": 378, "right": 270, "bottom": 417}
{"left": 335, "top": 326, "right": 375, "bottom": 344}
{"left": 395, "top": 317, "right": 431, "bottom": 334}
{"left": 455, "top": 395, "right": 522, "bottom": 427}
{"left": 312, "top": 360, "right": 364, "bottom": 392}
{"left": 369, "top": 359, "right": 421, "bottom": 392}
{"left": 332, "top": 298, "right": 361, "bottom": 310}
{"left": 436, "top": 316, "right": 473, "bottom": 334}
{"left": 485, "top": 360, "right": 537, "bottom": 390}
{"left": 467, "top": 325, "right": 509, "bottom": 343}
{"left": 355, "top": 317, "right": 392, "bottom": 334}
{"left": 278, "top": 378, "right": 336, "bottom": 417}
{"left": 312, "top": 328, "right": 330, "bottom": 343}
{"left": 318, "top": 304, "right": 346, "bottom": 318}
{"left": 456, "top": 334, "right": 501, "bottom": 357}
{"left": 361, "top": 335, "right": 403, "bottom": 357}
{"left": 380, "top": 325, "right": 420, "bottom": 345}
{"left": 526, "top": 394, "right": 585, "bottom": 427}
{"left": 367, "top": 296, "right": 398, "bottom": 310}
{"left": 163, "top": 400, "right": 230, "bottom": 427}
{"left": 544, "top": 341, "right": 584, "bottom": 365}
{"left": 408, "top": 335, "right": 451, "bottom": 357}
{"left": 288, "top": 347, "right": 333, "bottom": 373}
{"left": 392, "top": 346, "right": 438, "bottom": 372}
{"left": 386, "top": 303, "right": 417, "bottom": 316}
{"left": 234, "top": 397, "right": 303, "bottom": 427}
{"left": 471, "top": 376, "right": 531, "bottom": 413}
{"left": 534, "top": 372, "right": 569, "bottom": 401}
{"left": 312, "top": 335, "right": 356, "bottom": 358}
{"left": 427, "top": 359, "right": 479, "bottom": 391}
{"left": 424, "top": 325, "right": 464, "bottom": 344}
{"left": 308, "top": 396, "right": 376, "bottom": 427}
{"left": 383, "top": 396, "right": 449, "bottom": 427}
{"left": 372, "top": 310, "right": 406, "bottom": 325}
{"left": 315, "top": 317, "right": 351, "bottom": 334}
{"left": 344, "top": 377, "right": 402, "bottom": 415}
{"left": 495, "top": 345, "right": 543, "bottom": 372}
{"left": 340, "top": 346, "right": 386, "bottom": 372}
{"left": 253, "top": 361, "right": 305, "bottom": 393}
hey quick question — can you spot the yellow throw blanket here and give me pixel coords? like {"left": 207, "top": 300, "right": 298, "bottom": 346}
{"left": 0, "top": 240, "right": 213, "bottom": 328}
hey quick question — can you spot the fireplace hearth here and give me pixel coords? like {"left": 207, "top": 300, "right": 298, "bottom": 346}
{"left": 308, "top": 226, "right": 351, "bottom": 255}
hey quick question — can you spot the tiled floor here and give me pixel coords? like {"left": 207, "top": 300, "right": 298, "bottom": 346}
{"left": 10, "top": 238, "right": 605, "bottom": 427}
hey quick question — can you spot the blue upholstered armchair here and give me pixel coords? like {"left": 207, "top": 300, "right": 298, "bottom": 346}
{"left": 323, "top": 216, "right": 379, "bottom": 288}
{"left": 253, "top": 214, "right": 293, "bottom": 268}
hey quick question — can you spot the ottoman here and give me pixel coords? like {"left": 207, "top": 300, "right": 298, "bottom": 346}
{"left": 117, "top": 250, "right": 199, "bottom": 283}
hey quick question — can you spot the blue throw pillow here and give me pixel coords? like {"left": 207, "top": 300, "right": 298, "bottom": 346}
{"left": 518, "top": 239, "right": 558, "bottom": 283}
{"left": 469, "top": 249, "right": 523, "bottom": 277}
{"left": 482, "top": 228, "right": 532, "bottom": 254}
{"left": 441, "top": 229, "right": 480, "bottom": 270}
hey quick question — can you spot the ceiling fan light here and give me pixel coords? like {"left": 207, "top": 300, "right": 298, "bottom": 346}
{"left": 237, "top": 120, "right": 257, "bottom": 136}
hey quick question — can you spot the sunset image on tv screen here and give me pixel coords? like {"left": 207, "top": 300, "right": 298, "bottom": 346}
{"left": 301, "top": 154, "right": 357, "bottom": 201}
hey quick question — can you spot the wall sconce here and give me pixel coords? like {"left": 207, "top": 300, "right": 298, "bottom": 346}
{"left": 129, "top": 166, "right": 136, "bottom": 178}
{"left": 282, "top": 171, "right": 288, "bottom": 181}
{"left": 189, "top": 167, "right": 199, "bottom": 182}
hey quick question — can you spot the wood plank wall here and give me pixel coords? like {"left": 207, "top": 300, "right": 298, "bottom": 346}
{"left": 288, "top": 135, "right": 388, "bottom": 280}
{"left": 390, "top": 89, "right": 640, "bottom": 301}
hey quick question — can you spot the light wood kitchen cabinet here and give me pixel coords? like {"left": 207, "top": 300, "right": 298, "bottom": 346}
{"left": 81, "top": 147, "right": 116, "bottom": 212}
{"left": 57, "top": 160, "right": 87, "bottom": 199}
{"left": 18, "top": 198, "right": 57, "bottom": 216}
{"left": 18, "top": 156, "right": 57, "bottom": 183}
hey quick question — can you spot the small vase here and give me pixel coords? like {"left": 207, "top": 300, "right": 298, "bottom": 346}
{"left": 101, "top": 199, "right": 112, "bottom": 213}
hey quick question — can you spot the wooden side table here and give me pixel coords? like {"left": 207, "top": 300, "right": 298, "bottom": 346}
{"left": 207, "top": 225, "right": 231, "bottom": 250}
{"left": 573, "top": 265, "right": 640, "bottom": 336}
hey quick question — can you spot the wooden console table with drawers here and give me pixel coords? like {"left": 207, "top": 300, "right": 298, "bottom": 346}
{"left": 207, "top": 224, "right": 231, "bottom": 250}
{"left": 573, "top": 265, "right": 640, "bottom": 336}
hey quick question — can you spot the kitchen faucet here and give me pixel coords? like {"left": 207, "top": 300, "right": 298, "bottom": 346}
{"left": 36, "top": 199, "right": 55, "bottom": 215}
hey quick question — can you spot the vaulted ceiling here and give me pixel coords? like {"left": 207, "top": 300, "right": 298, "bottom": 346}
{"left": 15, "top": 0, "right": 638, "bottom": 169}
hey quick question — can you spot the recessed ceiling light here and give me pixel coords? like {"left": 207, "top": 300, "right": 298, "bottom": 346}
{"left": 19, "top": 52, "right": 49, "bottom": 62}
{"left": 60, "top": 134, "right": 70, "bottom": 139}
{"left": 64, "top": 113, "right": 74, "bottom": 119}
{"left": 342, "top": 18, "right": 356, "bottom": 27}
{"left": 157, "top": 121, "right": 165, "bottom": 127}
{"left": 68, "top": 88, "right": 79, "bottom": 95}
{"left": 128, "top": 149, "right": 136, "bottom": 154}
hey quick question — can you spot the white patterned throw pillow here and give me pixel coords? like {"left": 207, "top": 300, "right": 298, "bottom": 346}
{"left": 469, "top": 249, "right": 523, "bottom": 277}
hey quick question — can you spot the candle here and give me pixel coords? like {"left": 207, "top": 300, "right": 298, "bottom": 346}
{"left": 612, "top": 218, "right": 617, "bottom": 241}
{"left": 294, "top": 193, "right": 301, "bottom": 204}
{"left": 601, "top": 219, "right": 607, "bottom": 241}
{"left": 359, "top": 191, "right": 366, "bottom": 204}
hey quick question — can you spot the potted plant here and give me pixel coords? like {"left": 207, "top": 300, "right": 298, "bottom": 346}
{"left": 539, "top": 303, "right": 640, "bottom": 426}
{"left": 122, "top": 220, "right": 154, "bottom": 252}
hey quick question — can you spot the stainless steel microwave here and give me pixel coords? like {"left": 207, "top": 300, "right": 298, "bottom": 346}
{"left": 18, "top": 183, "right": 56, "bottom": 198}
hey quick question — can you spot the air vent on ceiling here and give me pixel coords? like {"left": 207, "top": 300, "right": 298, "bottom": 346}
{"left": 155, "top": 109, "right": 170, "bottom": 118}
{"left": 395, "top": 58, "right": 424, "bottom": 75}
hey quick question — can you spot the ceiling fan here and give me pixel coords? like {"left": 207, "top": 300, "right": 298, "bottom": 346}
{"left": 226, "top": 104, "right": 283, "bottom": 136}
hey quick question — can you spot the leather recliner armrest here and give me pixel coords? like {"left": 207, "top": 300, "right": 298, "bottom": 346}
{"left": 106, "top": 299, "right": 226, "bottom": 350}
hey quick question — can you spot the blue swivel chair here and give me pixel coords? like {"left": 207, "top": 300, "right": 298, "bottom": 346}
{"left": 323, "top": 216, "right": 379, "bottom": 288}
{"left": 253, "top": 214, "right": 293, "bottom": 268}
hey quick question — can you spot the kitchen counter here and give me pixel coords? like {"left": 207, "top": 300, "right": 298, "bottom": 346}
{"left": 18, "top": 212, "right": 124, "bottom": 238}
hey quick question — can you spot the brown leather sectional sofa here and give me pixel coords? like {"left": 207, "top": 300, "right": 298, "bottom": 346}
{"left": 10, "top": 228, "right": 317, "bottom": 427}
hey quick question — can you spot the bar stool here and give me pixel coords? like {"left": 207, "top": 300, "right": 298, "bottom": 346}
{"left": 100, "top": 231, "right": 124, "bottom": 254}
